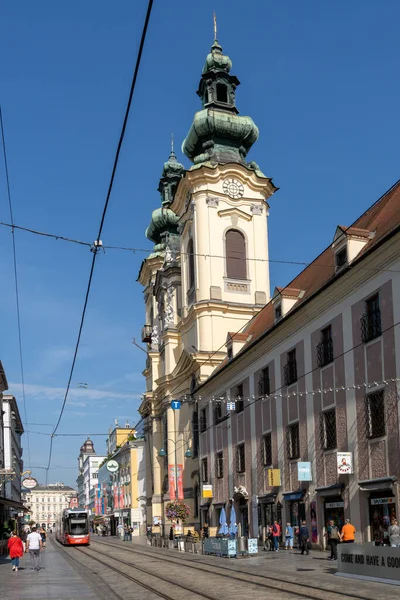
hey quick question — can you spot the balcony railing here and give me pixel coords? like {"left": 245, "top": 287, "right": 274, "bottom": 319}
{"left": 284, "top": 361, "right": 297, "bottom": 386}
{"left": 141, "top": 324, "right": 152, "bottom": 343}
{"left": 360, "top": 309, "right": 381, "bottom": 343}
{"left": 317, "top": 338, "right": 334, "bottom": 368}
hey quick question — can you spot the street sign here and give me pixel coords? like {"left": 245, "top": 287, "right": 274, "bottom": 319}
{"left": 22, "top": 477, "right": 38, "bottom": 489}
{"left": 171, "top": 400, "right": 181, "bottom": 410}
{"left": 106, "top": 460, "right": 119, "bottom": 473}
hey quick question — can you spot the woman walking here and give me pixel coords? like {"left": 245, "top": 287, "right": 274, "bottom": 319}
{"left": 8, "top": 531, "right": 24, "bottom": 572}
{"left": 40, "top": 527, "right": 47, "bottom": 548}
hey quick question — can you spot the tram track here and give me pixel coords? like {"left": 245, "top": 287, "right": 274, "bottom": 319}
{"left": 90, "top": 538, "right": 375, "bottom": 600}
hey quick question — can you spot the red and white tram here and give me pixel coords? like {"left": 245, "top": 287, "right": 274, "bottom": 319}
{"left": 56, "top": 508, "right": 90, "bottom": 545}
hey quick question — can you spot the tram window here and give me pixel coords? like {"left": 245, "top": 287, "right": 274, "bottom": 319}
{"left": 70, "top": 519, "right": 87, "bottom": 535}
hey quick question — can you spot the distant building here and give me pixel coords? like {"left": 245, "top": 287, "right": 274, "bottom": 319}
{"left": 23, "top": 483, "right": 77, "bottom": 529}
{"left": 76, "top": 438, "right": 105, "bottom": 508}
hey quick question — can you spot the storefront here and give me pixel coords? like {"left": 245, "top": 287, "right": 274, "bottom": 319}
{"left": 359, "top": 476, "right": 398, "bottom": 545}
{"left": 258, "top": 493, "right": 277, "bottom": 539}
{"left": 324, "top": 498, "right": 344, "bottom": 529}
{"left": 282, "top": 490, "right": 306, "bottom": 530}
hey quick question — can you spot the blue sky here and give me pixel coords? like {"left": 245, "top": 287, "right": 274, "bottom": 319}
{"left": 1, "top": 1, "right": 399, "bottom": 487}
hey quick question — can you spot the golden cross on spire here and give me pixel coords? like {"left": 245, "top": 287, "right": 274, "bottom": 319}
{"left": 213, "top": 11, "right": 217, "bottom": 41}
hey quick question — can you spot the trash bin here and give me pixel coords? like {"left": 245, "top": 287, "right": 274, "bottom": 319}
{"left": 237, "top": 537, "right": 248, "bottom": 553}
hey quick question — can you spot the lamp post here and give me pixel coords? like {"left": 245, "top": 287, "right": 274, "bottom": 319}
{"left": 158, "top": 440, "right": 192, "bottom": 500}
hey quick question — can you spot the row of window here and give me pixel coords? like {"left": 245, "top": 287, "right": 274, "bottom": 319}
{"left": 28, "top": 497, "right": 67, "bottom": 503}
{"left": 200, "top": 391, "right": 386, "bottom": 479}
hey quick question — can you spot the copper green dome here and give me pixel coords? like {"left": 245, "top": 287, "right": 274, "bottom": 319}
{"left": 182, "top": 39, "right": 259, "bottom": 166}
{"left": 145, "top": 207, "right": 179, "bottom": 246}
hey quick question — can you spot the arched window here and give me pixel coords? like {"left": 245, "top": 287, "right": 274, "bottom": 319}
{"left": 216, "top": 83, "right": 228, "bottom": 103}
{"left": 187, "top": 239, "right": 195, "bottom": 289}
{"left": 226, "top": 229, "right": 246, "bottom": 279}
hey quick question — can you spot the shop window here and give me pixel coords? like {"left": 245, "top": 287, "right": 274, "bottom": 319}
{"left": 192, "top": 410, "right": 199, "bottom": 458}
{"left": 235, "top": 383, "right": 244, "bottom": 413}
{"left": 317, "top": 325, "right": 334, "bottom": 367}
{"left": 320, "top": 409, "right": 337, "bottom": 450}
{"left": 258, "top": 367, "right": 270, "bottom": 396}
{"left": 215, "top": 452, "right": 223, "bottom": 478}
{"left": 286, "top": 422, "right": 300, "bottom": 460}
{"left": 236, "top": 443, "right": 245, "bottom": 473}
{"left": 226, "top": 229, "right": 246, "bottom": 279}
{"left": 201, "top": 458, "right": 208, "bottom": 483}
{"left": 284, "top": 349, "right": 297, "bottom": 386}
{"left": 200, "top": 408, "right": 207, "bottom": 433}
{"left": 365, "top": 390, "right": 385, "bottom": 438}
{"left": 214, "top": 402, "right": 223, "bottom": 425}
{"left": 262, "top": 433, "right": 272, "bottom": 467}
{"left": 361, "top": 293, "right": 381, "bottom": 343}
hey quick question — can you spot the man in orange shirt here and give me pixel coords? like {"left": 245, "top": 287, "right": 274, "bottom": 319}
{"left": 341, "top": 519, "right": 356, "bottom": 543}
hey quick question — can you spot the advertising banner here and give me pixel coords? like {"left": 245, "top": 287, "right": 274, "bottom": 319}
{"left": 113, "top": 484, "right": 118, "bottom": 509}
{"left": 119, "top": 486, "right": 124, "bottom": 509}
{"left": 337, "top": 452, "right": 353, "bottom": 474}
{"left": 298, "top": 462, "right": 312, "bottom": 481}
{"left": 267, "top": 469, "right": 281, "bottom": 487}
{"left": 168, "top": 464, "right": 176, "bottom": 500}
{"left": 310, "top": 501, "right": 318, "bottom": 543}
{"left": 202, "top": 484, "right": 213, "bottom": 498}
{"left": 177, "top": 464, "right": 184, "bottom": 500}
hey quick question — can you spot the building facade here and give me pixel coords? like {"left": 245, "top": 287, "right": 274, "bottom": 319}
{"left": 138, "top": 35, "right": 276, "bottom": 529}
{"left": 195, "top": 182, "right": 400, "bottom": 546}
{"left": 96, "top": 426, "right": 146, "bottom": 535}
{"left": 76, "top": 438, "right": 105, "bottom": 508}
{"left": 2, "top": 395, "right": 24, "bottom": 507}
{"left": 23, "top": 483, "right": 77, "bottom": 529}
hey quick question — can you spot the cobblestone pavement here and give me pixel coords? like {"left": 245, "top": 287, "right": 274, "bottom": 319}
{"left": 1, "top": 535, "right": 399, "bottom": 600}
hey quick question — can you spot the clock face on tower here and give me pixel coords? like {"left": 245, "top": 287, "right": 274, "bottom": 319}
{"left": 223, "top": 178, "right": 244, "bottom": 199}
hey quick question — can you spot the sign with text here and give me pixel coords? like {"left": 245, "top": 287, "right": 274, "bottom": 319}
{"left": 267, "top": 468, "right": 281, "bottom": 487}
{"left": 22, "top": 477, "right": 38, "bottom": 489}
{"left": 168, "top": 464, "right": 176, "bottom": 500}
{"left": 202, "top": 484, "right": 213, "bottom": 498}
{"left": 171, "top": 400, "right": 181, "bottom": 410}
{"left": 297, "top": 462, "right": 312, "bottom": 481}
{"left": 337, "top": 452, "right": 353, "bottom": 474}
{"left": 325, "top": 501, "right": 344, "bottom": 509}
{"left": 338, "top": 543, "right": 400, "bottom": 584}
{"left": 370, "top": 497, "right": 395, "bottom": 506}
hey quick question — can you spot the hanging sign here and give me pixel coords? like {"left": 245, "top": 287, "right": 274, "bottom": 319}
{"left": 297, "top": 462, "right": 312, "bottom": 481}
{"left": 168, "top": 464, "right": 176, "bottom": 500}
{"left": 202, "top": 484, "right": 213, "bottom": 498}
{"left": 227, "top": 401, "right": 236, "bottom": 411}
{"left": 176, "top": 464, "right": 184, "bottom": 500}
{"left": 267, "top": 469, "right": 281, "bottom": 487}
{"left": 22, "top": 477, "right": 38, "bottom": 489}
{"left": 337, "top": 452, "right": 353, "bottom": 474}
{"left": 106, "top": 460, "right": 119, "bottom": 473}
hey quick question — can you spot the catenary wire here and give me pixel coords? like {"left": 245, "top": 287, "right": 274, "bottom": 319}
{"left": 0, "top": 106, "right": 31, "bottom": 468}
{"left": 1, "top": 219, "right": 400, "bottom": 274}
{"left": 45, "top": 0, "right": 154, "bottom": 481}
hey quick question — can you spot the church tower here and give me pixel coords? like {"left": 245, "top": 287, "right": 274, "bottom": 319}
{"left": 138, "top": 31, "right": 277, "bottom": 530}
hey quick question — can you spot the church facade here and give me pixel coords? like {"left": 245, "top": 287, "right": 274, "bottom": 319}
{"left": 138, "top": 36, "right": 276, "bottom": 529}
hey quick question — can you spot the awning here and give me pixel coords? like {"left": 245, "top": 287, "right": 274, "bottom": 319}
{"left": 212, "top": 502, "right": 226, "bottom": 507}
{"left": 282, "top": 491, "right": 304, "bottom": 502}
{"left": 258, "top": 493, "right": 277, "bottom": 504}
{"left": 358, "top": 476, "right": 397, "bottom": 492}
{"left": 0, "top": 497, "right": 30, "bottom": 512}
{"left": 315, "top": 483, "right": 344, "bottom": 497}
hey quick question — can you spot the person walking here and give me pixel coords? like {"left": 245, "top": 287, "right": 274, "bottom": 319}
{"left": 8, "top": 531, "right": 24, "bottom": 572}
{"left": 326, "top": 520, "right": 340, "bottom": 560}
{"left": 26, "top": 526, "right": 43, "bottom": 571}
{"left": 285, "top": 523, "right": 294, "bottom": 550}
{"left": 271, "top": 520, "right": 281, "bottom": 552}
{"left": 40, "top": 527, "right": 47, "bottom": 549}
{"left": 389, "top": 519, "right": 400, "bottom": 547}
{"left": 340, "top": 519, "right": 356, "bottom": 544}
{"left": 298, "top": 520, "right": 310, "bottom": 555}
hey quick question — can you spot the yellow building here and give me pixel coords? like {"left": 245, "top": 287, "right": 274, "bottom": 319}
{"left": 138, "top": 34, "right": 276, "bottom": 530}
{"left": 97, "top": 425, "right": 146, "bottom": 535}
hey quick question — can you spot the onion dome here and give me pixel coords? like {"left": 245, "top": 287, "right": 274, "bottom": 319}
{"left": 182, "top": 38, "right": 259, "bottom": 166}
{"left": 158, "top": 142, "right": 185, "bottom": 207}
{"left": 145, "top": 206, "right": 179, "bottom": 251}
